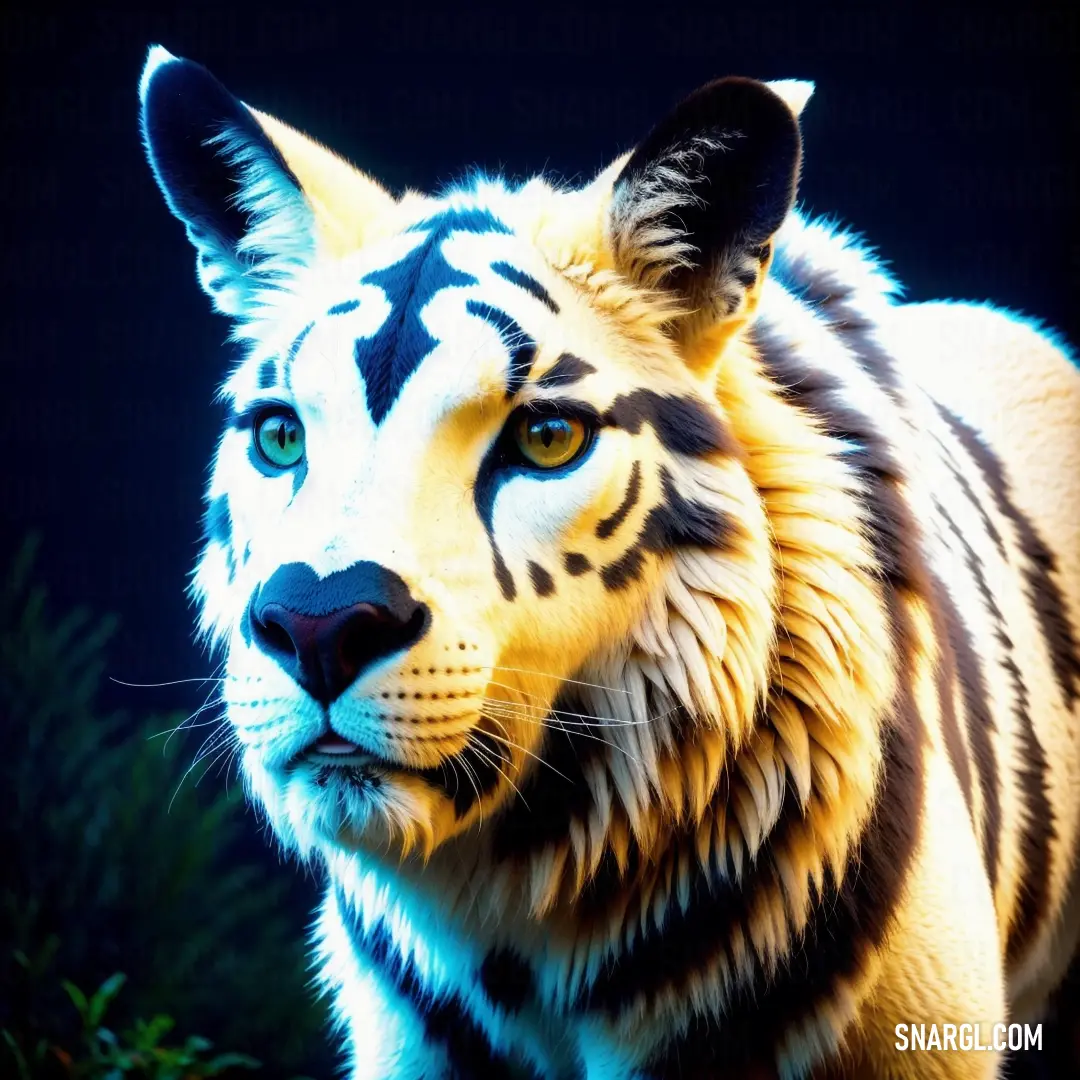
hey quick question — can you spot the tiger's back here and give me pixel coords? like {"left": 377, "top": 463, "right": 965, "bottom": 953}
{"left": 890, "top": 298, "right": 1080, "bottom": 1018}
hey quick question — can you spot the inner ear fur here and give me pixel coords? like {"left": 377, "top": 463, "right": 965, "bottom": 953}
{"left": 608, "top": 76, "right": 803, "bottom": 341}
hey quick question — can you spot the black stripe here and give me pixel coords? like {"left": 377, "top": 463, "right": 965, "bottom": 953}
{"left": 479, "top": 947, "right": 535, "bottom": 1014}
{"left": 596, "top": 461, "right": 642, "bottom": 540}
{"left": 490, "top": 694, "right": 606, "bottom": 861}
{"left": 615, "top": 713, "right": 925, "bottom": 1078}
{"left": 416, "top": 727, "right": 508, "bottom": 819}
{"left": 536, "top": 353, "right": 596, "bottom": 389}
{"left": 937, "top": 403, "right": 1080, "bottom": 708}
{"left": 492, "top": 547, "right": 516, "bottom": 601}
{"left": 527, "top": 561, "right": 555, "bottom": 597}
{"left": 600, "top": 466, "right": 734, "bottom": 591}
{"left": 287, "top": 320, "right": 314, "bottom": 362}
{"left": 936, "top": 439, "right": 1007, "bottom": 560}
{"left": 490, "top": 260, "right": 559, "bottom": 313}
{"left": 753, "top": 319, "right": 975, "bottom": 814}
{"left": 563, "top": 552, "right": 592, "bottom": 576}
{"left": 770, "top": 252, "right": 905, "bottom": 406}
{"left": 931, "top": 497, "right": 1002, "bottom": 892}
{"left": 604, "top": 389, "right": 737, "bottom": 457}
{"left": 465, "top": 299, "right": 537, "bottom": 398}
{"left": 327, "top": 298, "right": 360, "bottom": 315}
{"left": 1000, "top": 644, "right": 1055, "bottom": 963}
{"left": 257, "top": 359, "right": 278, "bottom": 389}
{"left": 339, "top": 897, "right": 530, "bottom": 1079}
{"left": 600, "top": 547, "right": 646, "bottom": 591}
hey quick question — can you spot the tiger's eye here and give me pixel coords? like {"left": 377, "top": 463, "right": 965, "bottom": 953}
{"left": 254, "top": 410, "right": 305, "bottom": 469}
{"left": 514, "top": 414, "right": 587, "bottom": 469}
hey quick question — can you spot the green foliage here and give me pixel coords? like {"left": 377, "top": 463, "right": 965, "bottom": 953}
{"left": 3, "top": 969, "right": 262, "bottom": 1078}
{"left": 0, "top": 535, "right": 333, "bottom": 1077}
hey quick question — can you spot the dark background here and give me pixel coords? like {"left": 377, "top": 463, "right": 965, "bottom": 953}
{"left": 2, "top": 2, "right": 1077, "bottom": 1077}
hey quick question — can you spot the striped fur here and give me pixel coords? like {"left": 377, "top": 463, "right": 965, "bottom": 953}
{"left": 140, "top": 47, "right": 1080, "bottom": 1079}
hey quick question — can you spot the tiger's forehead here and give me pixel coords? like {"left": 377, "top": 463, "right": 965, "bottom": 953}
{"left": 223, "top": 203, "right": 629, "bottom": 421}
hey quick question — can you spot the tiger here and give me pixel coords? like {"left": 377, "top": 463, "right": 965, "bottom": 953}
{"left": 137, "top": 44, "right": 1080, "bottom": 1080}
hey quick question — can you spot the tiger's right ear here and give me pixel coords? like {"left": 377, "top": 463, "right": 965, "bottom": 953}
{"left": 139, "top": 45, "right": 395, "bottom": 318}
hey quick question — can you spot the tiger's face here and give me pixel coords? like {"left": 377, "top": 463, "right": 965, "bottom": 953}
{"left": 141, "top": 48, "right": 809, "bottom": 866}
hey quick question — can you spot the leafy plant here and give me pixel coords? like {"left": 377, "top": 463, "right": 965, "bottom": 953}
{"left": 0, "top": 535, "right": 333, "bottom": 1077}
{"left": 4, "top": 970, "right": 261, "bottom": 1079}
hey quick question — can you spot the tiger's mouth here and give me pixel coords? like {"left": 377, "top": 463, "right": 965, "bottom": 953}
{"left": 295, "top": 732, "right": 438, "bottom": 776}
{"left": 304, "top": 732, "right": 376, "bottom": 767}
{"left": 298, "top": 734, "right": 399, "bottom": 773}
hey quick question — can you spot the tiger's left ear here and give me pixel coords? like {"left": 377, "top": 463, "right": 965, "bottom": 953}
{"left": 607, "top": 76, "right": 810, "bottom": 344}
{"left": 139, "top": 45, "right": 395, "bottom": 319}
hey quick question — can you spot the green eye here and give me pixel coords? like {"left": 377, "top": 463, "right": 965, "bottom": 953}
{"left": 254, "top": 409, "right": 305, "bottom": 469}
{"left": 514, "top": 414, "right": 588, "bottom": 469}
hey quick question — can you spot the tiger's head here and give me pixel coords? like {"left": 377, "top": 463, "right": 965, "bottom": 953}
{"left": 140, "top": 47, "right": 820, "bottom": 902}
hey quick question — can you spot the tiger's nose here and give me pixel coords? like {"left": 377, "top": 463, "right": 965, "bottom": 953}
{"left": 247, "top": 562, "right": 429, "bottom": 705}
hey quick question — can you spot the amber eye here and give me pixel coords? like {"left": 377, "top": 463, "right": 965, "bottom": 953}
{"left": 254, "top": 409, "right": 305, "bottom": 469}
{"left": 513, "top": 413, "right": 588, "bottom": 469}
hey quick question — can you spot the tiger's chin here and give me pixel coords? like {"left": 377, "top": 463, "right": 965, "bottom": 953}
{"left": 243, "top": 747, "right": 474, "bottom": 862}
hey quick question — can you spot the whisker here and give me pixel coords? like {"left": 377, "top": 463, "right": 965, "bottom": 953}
{"left": 478, "top": 718, "right": 574, "bottom": 785}
{"left": 168, "top": 728, "right": 228, "bottom": 813}
{"left": 544, "top": 718, "right": 643, "bottom": 764}
{"left": 465, "top": 733, "right": 529, "bottom": 811}
{"left": 196, "top": 737, "right": 239, "bottom": 790}
{"left": 146, "top": 696, "right": 225, "bottom": 744}
{"left": 455, "top": 752, "right": 484, "bottom": 830}
{"left": 110, "top": 674, "right": 227, "bottom": 688}
{"left": 484, "top": 665, "right": 631, "bottom": 695}
{"left": 481, "top": 695, "right": 676, "bottom": 729}
{"left": 184, "top": 718, "right": 236, "bottom": 773}
{"left": 482, "top": 703, "right": 645, "bottom": 764}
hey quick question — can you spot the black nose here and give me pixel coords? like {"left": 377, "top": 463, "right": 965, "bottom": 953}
{"left": 246, "top": 562, "right": 429, "bottom": 705}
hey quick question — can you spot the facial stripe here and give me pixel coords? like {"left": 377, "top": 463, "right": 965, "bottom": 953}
{"left": 528, "top": 561, "right": 555, "bottom": 597}
{"left": 492, "top": 547, "right": 516, "bottom": 602}
{"left": 596, "top": 461, "right": 642, "bottom": 540}
{"left": 356, "top": 239, "right": 479, "bottom": 425}
{"left": 407, "top": 206, "right": 512, "bottom": 236}
{"left": 204, "top": 494, "right": 231, "bottom": 546}
{"left": 563, "top": 552, "right": 592, "bottom": 576}
{"left": 257, "top": 359, "right": 278, "bottom": 389}
{"left": 473, "top": 400, "right": 602, "bottom": 603}
{"left": 464, "top": 299, "right": 536, "bottom": 398}
{"left": 327, "top": 298, "right": 360, "bottom": 315}
{"left": 203, "top": 494, "right": 236, "bottom": 584}
{"left": 604, "top": 389, "right": 737, "bottom": 457}
{"left": 490, "top": 260, "right": 559, "bottom": 313}
{"left": 536, "top": 353, "right": 596, "bottom": 389}
{"left": 287, "top": 320, "right": 314, "bottom": 362}
{"left": 936, "top": 402, "right": 1080, "bottom": 708}
{"left": 599, "top": 467, "right": 734, "bottom": 591}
